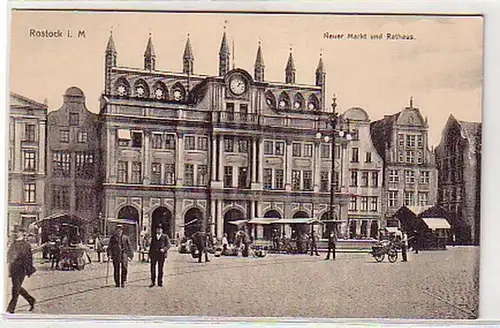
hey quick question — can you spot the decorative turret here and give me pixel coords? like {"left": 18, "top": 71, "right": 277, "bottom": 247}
{"left": 285, "top": 47, "right": 296, "bottom": 84}
{"left": 315, "top": 53, "right": 325, "bottom": 86}
{"left": 144, "top": 33, "right": 156, "bottom": 71}
{"left": 219, "top": 29, "right": 230, "bottom": 76}
{"left": 183, "top": 34, "right": 194, "bottom": 75}
{"left": 254, "top": 41, "right": 265, "bottom": 82}
{"left": 105, "top": 31, "right": 117, "bottom": 95}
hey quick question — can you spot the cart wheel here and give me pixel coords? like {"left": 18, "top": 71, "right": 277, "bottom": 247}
{"left": 388, "top": 250, "right": 398, "bottom": 263}
{"left": 374, "top": 254, "right": 385, "bottom": 262}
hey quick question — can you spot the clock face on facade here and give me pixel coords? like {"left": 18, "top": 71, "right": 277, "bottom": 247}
{"left": 229, "top": 75, "right": 247, "bottom": 95}
{"left": 173, "top": 89, "right": 183, "bottom": 101}
{"left": 155, "top": 88, "right": 164, "bottom": 99}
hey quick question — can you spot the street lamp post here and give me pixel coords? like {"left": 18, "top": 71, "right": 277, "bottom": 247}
{"left": 316, "top": 95, "right": 353, "bottom": 237}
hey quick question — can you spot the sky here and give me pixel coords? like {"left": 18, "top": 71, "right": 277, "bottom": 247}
{"left": 9, "top": 11, "right": 483, "bottom": 147}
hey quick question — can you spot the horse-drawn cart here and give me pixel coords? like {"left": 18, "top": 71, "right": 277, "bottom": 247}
{"left": 59, "top": 245, "right": 89, "bottom": 270}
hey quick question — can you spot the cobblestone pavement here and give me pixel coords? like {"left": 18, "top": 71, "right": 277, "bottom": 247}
{"left": 5, "top": 246, "right": 478, "bottom": 319}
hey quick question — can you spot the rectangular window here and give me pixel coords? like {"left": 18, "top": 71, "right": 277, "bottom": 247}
{"left": 152, "top": 134, "right": 163, "bottom": 149}
{"left": 226, "top": 103, "right": 235, "bottom": 121}
{"left": 165, "top": 134, "right": 176, "bottom": 149}
{"left": 185, "top": 164, "right": 194, "bottom": 186}
{"left": 420, "top": 171, "right": 430, "bottom": 184}
{"left": 303, "top": 171, "right": 313, "bottom": 191}
{"left": 398, "top": 151, "right": 404, "bottom": 163}
{"left": 371, "top": 172, "right": 379, "bottom": 187}
{"left": 334, "top": 172, "right": 340, "bottom": 191}
{"left": 406, "top": 151, "right": 415, "bottom": 163}
{"left": 388, "top": 191, "right": 398, "bottom": 208}
{"left": 24, "top": 124, "right": 36, "bottom": 142}
{"left": 320, "top": 171, "right": 329, "bottom": 192}
{"left": 405, "top": 170, "right": 415, "bottom": 184}
{"left": 264, "top": 141, "right": 274, "bottom": 155}
{"left": 238, "top": 139, "right": 249, "bottom": 153}
{"left": 303, "top": 144, "right": 313, "bottom": 158}
{"left": 224, "top": 137, "right": 234, "bottom": 152}
{"left": 69, "top": 113, "right": 79, "bottom": 126}
{"left": 398, "top": 134, "right": 405, "bottom": 147}
{"left": 23, "top": 151, "right": 36, "bottom": 172}
{"left": 351, "top": 147, "right": 359, "bottom": 162}
{"left": 351, "top": 129, "right": 359, "bottom": 140}
{"left": 60, "top": 130, "right": 70, "bottom": 143}
{"left": 164, "top": 164, "right": 175, "bottom": 185}
{"left": 416, "top": 151, "right": 423, "bottom": 164}
{"left": 52, "top": 186, "right": 69, "bottom": 209}
{"left": 198, "top": 165, "right": 208, "bottom": 186}
{"left": 77, "top": 131, "right": 88, "bottom": 143}
{"left": 292, "top": 142, "right": 302, "bottom": 157}
{"left": 360, "top": 197, "right": 369, "bottom": 212}
{"left": 185, "top": 136, "right": 196, "bottom": 150}
{"left": 131, "top": 132, "right": 143, "bottom": 148}
{"left": 239, "top": 104, "right": 248, "bottom": 121}
{"left": 53, "top": 151, "right": 71, "bottom": 177}
{"left": 24, "top": 182, "right": 36, "bottom": 203}
{"left": 335, "top": 145, "right": 341, "bottom": 159}
{"left": 292, "top": 170, "right": 301, "bottom": 191}
{"left": 417, "top": 135, "right": 423, "bottom": 148}
{"left": 389, "top": 170, "right": 399, "bottom": 183}
{"left": 131, "top": 162, "right": 142, "bottom": 184}
{"left": 361, "top": 171, "right": 369, "bottom": 187}
{"left": 404, "top": 192, "right": 414, "bottom": 206}
{"left": 365, "top": 152, "right": 372, "bottom": 163}
{"left": 238, "top": 167, "right": 248, "bottom": 188}
{"left": 370, "top": 197, "right": 378, "bottom": 212}
{"left": 75, "top": 152, "right": 94, "bottom": 178}
{"left": 263, "top": 168, "right": 273, "bottom": 189}
{"left": 275, "top": 141, "right": 285, "bottom": 155}
{"left": 198, "top": 136, "right": 209, "bottom": 151}
{"left": 151, "top": 163, "right": 161, "bottom": 184}
{"left": 350, "top": 170, "right": 358, "bottom": 187}
{"left": 223, "top": 166, "right": 233, "bottom": 188}
{"left": 117, "top": 161, "right": 128, "bottom": 183}
{"left": 275, "top": 169, "right": 284, "bottom": 189}
{"left": 321, "top": 144, "right": 330, "bottom": 158}
{"left": 418, "top": 192, "right": 428, "bottom": 206}
{"left": 406, "top": 135, "right": 416, "bottom": 148}
{"left": 349, "top": 196, "right": 357, "bottom": 211}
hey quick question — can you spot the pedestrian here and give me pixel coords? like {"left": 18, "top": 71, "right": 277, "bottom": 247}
{"left": 95, "top": 234, "right": 104, "bottom": 262}
{"left": 191, "top": 229, "right": 210, "bottom": 263}
{"left": 107, "top": 225, "right": 134, "bottom": 287}
{"left": 401, "top": 231, "right": 409, "bottom": 262}
{"left": 149, "top": 225, "right": 171, "bottom": 287}
{"left": 310, "top": 230, "right": 320, "bottom": 256}
{"left": 325, "top": 229, "right": 337, "bottom": 261}
{"left": 221, "top": 233, "right": 229, "bottom": 254}
{"left": 6, "top": 230, "right": 36, "bottom": 314}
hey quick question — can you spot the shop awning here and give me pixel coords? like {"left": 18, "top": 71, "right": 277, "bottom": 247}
{"left": 271, "top": 218, "right": 322, "bottom": 225}
{"left": 228, "top": 219, "right": 249, "bottom": 226}
{"left": 422, "top": 218, "right": 451, "bottom": 230}
{"left": 107, "top": 218, "right": 137, "bottom": 225}
{"left": 247, "top": 218, "right": 279, "bottom": 225}
{"left": 384, "top": 227, "right": 399, "bottom": 233}
{"left": 117, "top": 129, "right": 131, "bottom": 140}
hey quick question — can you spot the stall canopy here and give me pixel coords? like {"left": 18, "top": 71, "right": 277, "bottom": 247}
{"left": 106, "top": 217, "right": 137, "bottom": 225}
{"left": 422, "top": 218, "right": 451, "bottom": 230}
{"left": 228, "top": 219, "right": 249, "bottom": 226}
{"left": 117, "top": 129, "right": 131, "bottom": 140}
{"left": 247, "top": 218, "right": 279, "bottom": 225}
{"left": 180, "top": 219, "right": 198, "bottom": 228}
{"left": 269, "top": 218, "right": 323, "bottom": 225}
{"left": 35, "top": 212, "right": 91, "bottom": 226}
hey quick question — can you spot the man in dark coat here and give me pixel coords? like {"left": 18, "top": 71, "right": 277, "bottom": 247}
{"left": 325, "top": 229, "right": 337, "bottom": 261}
{"left": 6, "top": 230, "right": 36, "bottom": 313}
{"left": 191, "top": 230, "right": 210, "bottom": 263}
{"left": 107, "top": 225, "right": 134, "bottom": 287}
{"left": 309, "top": 230, "right": 320, "bottom": 256}
{"left": 149, "top": 225, "right": 171, "bottom": 287}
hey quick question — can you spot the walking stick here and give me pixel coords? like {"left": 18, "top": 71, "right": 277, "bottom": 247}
{"left": 106, "top": 254, "right": 109, "bottom": 285}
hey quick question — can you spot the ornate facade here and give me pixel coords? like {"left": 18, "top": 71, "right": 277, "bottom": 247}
{"left": 99, "top": 31, "right": 382, "bottom": 246}
{"left": 435, "top": 115, "right": 481, "bottom": 245}
{"left": 8, "top": 93, "right": 47, "bottom": 232}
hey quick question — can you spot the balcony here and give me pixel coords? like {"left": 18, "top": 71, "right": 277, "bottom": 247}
{"left": 218, "top": 112, "right": 259, "bottom": 125}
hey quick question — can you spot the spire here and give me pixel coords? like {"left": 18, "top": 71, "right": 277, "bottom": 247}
{"left": 254, "top": 40, "right": 265, "bottom": 82}
{"left": 106, "top": 31, "right": 117, "bottom": 54}
{"left": 315, "top": 52, "right": 325, "bottom": 86}
{"left": 219, "top": 27, "right": 230, "bottom": 76}
{"left": 144, "top": 33, "right": 156, "bottom": 71}
{"left": 183, "top": 34, "right": 194, "bottom": 75}
{"left": 409, "top": 96, "right": 414, "bottom": 108}
{"left": 285, "top": 46, "right": 296, "bottom": 84}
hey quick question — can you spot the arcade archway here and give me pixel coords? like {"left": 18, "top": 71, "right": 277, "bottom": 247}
{"left": 263, "top": 210, "right": 281, "bottom": 240}
{"left": 152, "top": 207, "right": 173, "bottom": 238}
{"left": 184, "top": 208, "right": 203, "bottom": 238}
{"left": 292, "top": 211, "right": 309, "bottom": 238}
{"left": 224, "top": 209, "right": 245, "bottom": 243}
{"left": 116, "top": 205, "right": 139, "bottom": 249}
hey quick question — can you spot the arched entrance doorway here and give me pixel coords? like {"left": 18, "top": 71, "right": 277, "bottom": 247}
{"left": 263, "top": 210, "right": 281, "bottom": 240}
{"left": 184, "top": 208, "right": 203, "bottom": 238}
{"left": 292, "top": 211, "right": 309, "bottom": 239}
{"left": 152, "top": 207, "right": 173, "bottom": 238}
{"left": 116, "top": 206, "right": 140, "bottom": 250}
{"left": 370, "top": 220, "right": 379, "bottom": 239}
{"left": 224, "top": 209, "right": 244, "bottom": 244}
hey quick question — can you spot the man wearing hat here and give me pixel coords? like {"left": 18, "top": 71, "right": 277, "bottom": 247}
{"left": 148, "top": 224, "right": 171, "bottom": 287}
{"left": 6, "top": 229, "right": 36, "bottom": 313}
{"left": 107, "top": 225, "right": 134, "bottom": 287}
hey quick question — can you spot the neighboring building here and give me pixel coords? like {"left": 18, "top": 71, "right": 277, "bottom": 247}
{"left": 370, "top": 99, "right": 438, "bottom": 229}
{"left": 99, "top": 31, "right": 366, "bottom": 247}
{"left": 435, "top": 115, "right": 481, "bottom": 245}
{"left": 343, "top": 107, "right": 384, "bottom": 239}
{"left": 8, "top": 93, "right": 47, "bottom": 233}
{"left": 45, "top": 87, "right": 101, "bottom": 238}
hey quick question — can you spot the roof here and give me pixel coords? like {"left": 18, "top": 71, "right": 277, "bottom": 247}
{"left": 65, "top": 86, "right": 85, "bottom": 97}
{"left": 10, "top": 92, "right": 47, "bottom": 109}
